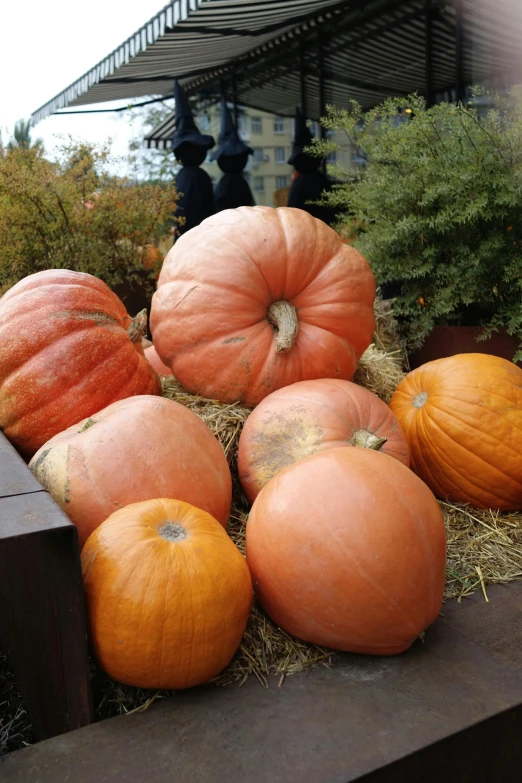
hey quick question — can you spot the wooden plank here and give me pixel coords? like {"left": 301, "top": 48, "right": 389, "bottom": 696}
{"left": 0, "top": 491, "right": 93, "bottom": 741}
{"left": 2, "top": 583, "right": 522, "bottom": 782}
{"left": 0, "top": 434, "right": 44, "bottom": 499}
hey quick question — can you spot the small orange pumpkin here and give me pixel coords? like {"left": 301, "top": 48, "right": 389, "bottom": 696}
{"left": 81, "top": 499, "right": 252, "bottom": 689}
{"left": 246, "top": 447, "right": 446, "bottom": 654}
{"left": 389, "top": 353, "right": 522, "bottom": 510}
{"left": 29, "top": 395, "right": 232, "bottom": 547}
{"left": 238, "top": 378, "right": 410, "bottom": 503}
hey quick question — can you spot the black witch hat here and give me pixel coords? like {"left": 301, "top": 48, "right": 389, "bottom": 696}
{"left": 210, "top": 98, "right": 253, "bottom": 161}
{"left": 287, "top": 106, "right": 315, "bottom": 165}
{"left": 171, "top": 80, "right": 215, "bottom": 153}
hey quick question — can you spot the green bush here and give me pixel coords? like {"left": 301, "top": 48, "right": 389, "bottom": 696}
{"left": 0, "top": 141, "right": 178, "bottom": 300}
{"left": 315, "top": 89, "right": 522, "bottom": 361}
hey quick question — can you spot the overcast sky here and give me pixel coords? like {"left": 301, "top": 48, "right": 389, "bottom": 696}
{"left": 0, "top": 0, "right": 166, "bottom": 162}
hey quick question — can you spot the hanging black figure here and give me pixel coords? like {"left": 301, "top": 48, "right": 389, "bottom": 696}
{"left": 211, "top": 97, "right": 255, "bottom": 212}
{"left": 287, "top": 107, "right": 335, "bottom": 226}
{"left": 172, "top": 80, "right": 215, "bottom": 235}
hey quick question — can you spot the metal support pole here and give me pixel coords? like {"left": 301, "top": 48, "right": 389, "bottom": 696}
{"left": 232, "top": 71, "right": 239, "bottom": 128}
{"left": 317, "top": 32, "right": 327, "bottom": 175}
{"left": 425, "top": 0, "right": 434, "bottom": 107}
{"left": 455, "top": 0, "right": 464, "bottom": 102}
{"left": 299, "top": 40, "right": 307, "bottom": 117}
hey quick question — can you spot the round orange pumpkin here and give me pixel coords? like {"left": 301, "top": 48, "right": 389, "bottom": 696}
{"left": 238, "top": 379, "right": 410, "bottom": 503}
{"left": 389, "top": 353, "right": 522, "bottom": 510}
{"left": 0, "top": 269, "right": 160, "bottom": 458}
{"left": 150, "top": 207, "right": 376, "bottom": 407}
{"left": 29, "top": 395, "right": 232, "bottom": 547}
{"left": 81, "top": 498, "right": 252, "bottom": 689}
{"left": 145, "top": 344, "right": 172, "bottom": 376}
{"left": 246, "top": 447, "right": 446, "bottom": 654}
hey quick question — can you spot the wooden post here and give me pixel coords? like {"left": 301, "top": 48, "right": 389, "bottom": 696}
{"left": 317, "top": 32, "right": 327, "bottom": 174}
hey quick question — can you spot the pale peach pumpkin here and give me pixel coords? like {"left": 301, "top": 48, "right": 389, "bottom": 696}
{"left": 150, "top": 207, "right": 376, "bottom": 407}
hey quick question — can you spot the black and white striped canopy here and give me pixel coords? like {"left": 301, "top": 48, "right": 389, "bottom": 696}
{"left": 32, "top": 0, "right": 522, "bottom": 132}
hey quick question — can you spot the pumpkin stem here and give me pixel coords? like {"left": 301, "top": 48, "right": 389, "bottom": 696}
{"left": 158, "top": 522, "right": 187, "bottom": 542}
{"left": 267, "top": 300, "right": 298, "bottom": 353}
{"left": 351, "top": 430, "right": 387, "bottom": 451}
{"left": 127, "top": 309, "right": 148, "bottom": 344}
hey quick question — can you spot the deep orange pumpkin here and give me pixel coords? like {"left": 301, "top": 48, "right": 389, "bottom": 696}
{"left": 150, "top": 207, "right": 376, "bottom": 407}
{"left": 81, "top": 498, "right": 252, "bottom": 689}
{"left": 145, "top": 344, "right": 172, "bottom": 376}
{"left": 238, "top": 378, "right": 410, "bottom": 503}
{"left": 246, "top": 447, "right": 446, "bottom": 654}
{"left": 389, "top": 353, "right": 522, "bottom": 510}
{"left": 29, "top": 395, "right": 232, "bottom": 547}
{"left": 0, "top": 269, "right": 160, "bottom": 457}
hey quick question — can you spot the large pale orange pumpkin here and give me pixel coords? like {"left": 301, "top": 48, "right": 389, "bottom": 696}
{"left": 389, "top": 353, "right": 522, "bottom": 510}
{"left": 29, "top": 395, "right": 232, "bottom": 547}
{"left": 238, "top": 379, "right": 410, "bottom": 503}
{"left": 81, "top": 499, "right": 252, "bottom": 689}
{"left": 246, "top": 447, "right": 446, "bottom": 654}
{"left": 145, "top": 344, "right": 172, "bottom": 376}
{"left": 0, "top": 269, "right": 160, "bottom": 458}
{"left": 150, "top": 207, "right": 376, "bottom": 407}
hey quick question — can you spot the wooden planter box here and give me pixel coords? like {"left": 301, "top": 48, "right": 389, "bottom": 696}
{"left": 1, "top": 431, "right": 522, "bottom": 781}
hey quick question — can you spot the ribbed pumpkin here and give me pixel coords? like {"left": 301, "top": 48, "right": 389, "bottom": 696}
{"left": 238, "top": 379, "right": 410, "bottom": 503}
{"left": 29, "top": 395, "right": 232, "bottom": 547}
{"left": 145, "top": 344, "right": 172, "bottom": 376}
{"left": 389, "top": 353, "right": 522, "bottom": 510}
{"left": 81, "top": 499, "right": 252, "bottom": 689}
{"left": 0, "top": 269, "right": 160, "bottom": 457}
{"left": 246, "top": 447, "right": 446, "bottom": 654}
{"left": 150, "top": 207, "right": 376, "bottom": 407}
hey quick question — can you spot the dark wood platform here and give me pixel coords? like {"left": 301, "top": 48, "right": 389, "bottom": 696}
{"left": 3, "top": 582, "right": 522, "bottom": 782}
{"left": 0, "top": 432, "right": 93, "bottom": 740}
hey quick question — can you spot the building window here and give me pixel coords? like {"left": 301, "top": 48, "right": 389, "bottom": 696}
{"left": 251, "top": 116, "right": 262, "bottom": 134}
{"left": 253, "top": 176, "right": 264, "bottom": 192}
{"left": 276, "top": 175, "right": 288, "bottom": 189}
{"left": 253, "top": 147, "right": 264, "bottom": 163}
{"left": 237, "top": 114, "right": 248, "bottom": 136}
{"left": 275, "top": 147, "right": 286, "bottom": 164}
{"left": 274, "top": 116, "right": 285, "bottom": 133}
{"left": 326, "top": 151, "right": 337, "bottom": 164}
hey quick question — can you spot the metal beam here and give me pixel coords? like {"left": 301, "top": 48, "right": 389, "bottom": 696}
{"left": 299, "top": 40, "right": 307, "bottom": 117}
{"left": 425, "top": 0, "right": 435, "bottom": 106}
{"left": 454, "top": 0, "right": 464, "bottom": 102}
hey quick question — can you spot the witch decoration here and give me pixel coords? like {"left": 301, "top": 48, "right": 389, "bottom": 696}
{"left": 287, "top": 107, "right": 335, "bottom": 226}
{"left": 172, "top": 80, "right": 215, "bottom": 235}
{"left": 211, "top": 97, "right": 255, "bottom": 212}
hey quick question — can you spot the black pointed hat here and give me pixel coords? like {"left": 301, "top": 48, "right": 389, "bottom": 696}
{"left": 171, "top": 80, "right": 215, "bottom": 153}
{"left": 287, "top": 106, "right": 315, "bottom": 165}
{"left": 210, "top": 97, "right": 253, "bottom": 161}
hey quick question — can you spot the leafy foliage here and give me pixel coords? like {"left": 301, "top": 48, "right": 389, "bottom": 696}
{"left": 314, "top": 89, "right": 522, "bottom": 360}
{"left": 0, "top": 141, "right": 178, "bottom": 298}
{"left": 7, "top": 119, "right": 43, "bottom": 151}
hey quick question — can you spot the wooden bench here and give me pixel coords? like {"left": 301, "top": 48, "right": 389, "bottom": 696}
{"left": 2, "top": 582, "right": 522, "bottom": 782}
{"left": 0, "top": 433, "right": 92, "bottom": 741}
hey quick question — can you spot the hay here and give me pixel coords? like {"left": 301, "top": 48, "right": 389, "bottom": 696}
{"left": 442, "top": 502, "right": 522, "bottom": 601}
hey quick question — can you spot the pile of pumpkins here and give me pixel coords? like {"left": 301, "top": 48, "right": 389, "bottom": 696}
{"left": 1, "top": 206, "right": 521, "bottom": 691}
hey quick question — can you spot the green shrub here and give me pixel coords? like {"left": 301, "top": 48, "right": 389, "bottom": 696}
{"left": 0, "top": 141, "right": 178, "bottom": 300}
{"left": 315, "top": 89, "right": 522, "bottom": 361}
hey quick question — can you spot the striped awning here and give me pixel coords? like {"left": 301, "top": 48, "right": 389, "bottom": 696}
{"left": 32, "top": 0, "right": 522, "bottom": 129}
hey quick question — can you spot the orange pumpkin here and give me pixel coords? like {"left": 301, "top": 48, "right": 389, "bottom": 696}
{"left": 246, "top": 447, "right": 446, "bottom": 654}
{"left": 145, "top": 344, "right": 172, "bottom": 376}
{"left": 238, "top": 379, "right": 410, "bottom": 503}
{"left": 0, "top": 269, "right": 160, "bottom": 458}
{"left": 29, "top": 395, "right": 232, "bottom": 547}
{"left": 81, "top": 499, "right": 252, "bottom": 689}
{"left": 389, "top": 353, "right": 522, "bottom": 510}
{"left": 150, "top": 207, "right": 375, "bottom": 407}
